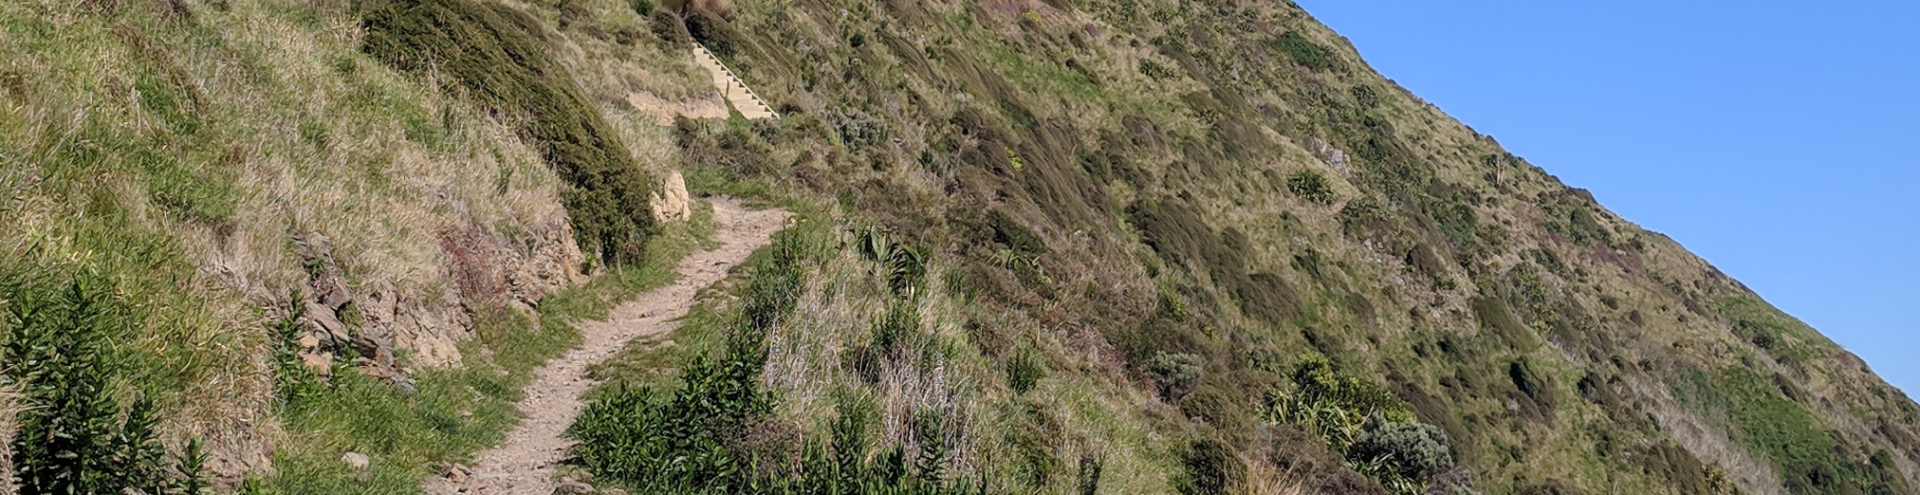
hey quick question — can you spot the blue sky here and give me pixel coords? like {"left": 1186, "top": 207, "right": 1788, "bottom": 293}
{"left": 1290, "top": 0, "right": 1919, "bottom": 395}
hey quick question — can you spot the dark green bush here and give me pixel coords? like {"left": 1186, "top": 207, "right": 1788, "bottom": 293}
{"left": 3, "top": 274, "right": 209, "bottom": 494}
{"left": 651, "top": 9, "right": 690, "bottom": 48}
{"left": 1178, "top": 438, "right": 1243, "bottom": 495}
{"left": 630, "top": 0, "right": 654, "bottom": 15}
{"left": 1148, "top": 351, "right": 1205, "bottom": 402}
{"left": 361, "top": 0, "right": 657, "bottom": 265}
{"left": 1287, "top": 169, "right": 1338, "bottom": 205}
{"left": 1347, "top": 416, "right": 1454, "bottom": 481}
{"left": 683, "top": 7, "right": 740, "bottom": 57}
{"left": 1350, "top": 84, "right": 1381, "bottom": 108}
{"left": 1270, "top": 31, "right": 1339, "bottom": 72}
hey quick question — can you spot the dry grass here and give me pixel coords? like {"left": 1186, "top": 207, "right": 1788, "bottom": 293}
{"left": 754, "top": 227, "right": 1178, "bottom": 492}
{"left": 1, "top": 383, "right": 15, "bottom": 495}
{"left": 1238, "top": 458, "right": 1309, "bottom": 495}
{"left": 0, "top": 0, "right": 602, "bottom": 477}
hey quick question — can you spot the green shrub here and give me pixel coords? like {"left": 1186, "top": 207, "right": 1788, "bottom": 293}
{"left": 854, "top": 229, "right": 926, "bottom": 299}
{"left": 1178, "top": 438, "right": 1243, "bottom": 495}
{"left": 1287, "top": 169, "right": 1338, "bottom": 205}
{"left": 631, "top": 0, "right": 655, "bottom": 15}
{"left": 1269, "top": 31, "right": 1339, "bottom": 72}
{"left": 3, "top": 274, "right": 209, "bottom": 494}
{"left": 1347, "top": 416, "right": 1454, "bottom": 482}
{"left": 1350, "top": 84, "right": 1381, "bottom": 108}
{"left": 1148, "top": 351, "right": 1205, "bottom": 402}
{"left": 683, "top": 7, "right": 740, "bottom": 57}
{"left": 1007, "top": 347, "right": 1044, "bottom": 395}
{"left": 986, "top": 209, "right": 1047, "bottom": 255}
{"left": 651, "top": 9, "right": 691, "bottom": 48}
{"left": 361, "top": 0, "right": 657, "bottom": 265}
{"left": 1264, "top": 357, "right": 1477, "bottom": 494}
{"left": 1139, "top": 59, "right": 1178, "bottom": 80}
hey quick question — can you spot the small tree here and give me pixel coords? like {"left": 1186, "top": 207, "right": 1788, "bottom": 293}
{"left": 1148, "top": 352, "right": 1205, "bottom": 402}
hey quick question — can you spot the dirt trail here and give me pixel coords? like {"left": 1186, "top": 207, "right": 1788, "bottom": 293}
{"left": 427, "top": 198, "right": 790, "bottom": 495}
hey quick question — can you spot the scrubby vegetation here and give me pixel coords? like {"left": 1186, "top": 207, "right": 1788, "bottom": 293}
{"left": 1266, "top": 358, "right": 1477, "bottom": 494}
{"left": 3, "top": 272, "right": 211, "bottom": 495}
{"left": 6, "top": 0, "right": 1918, "bottom": 494}
{"left": 360, "top": 0, "right": 658, "bottom": 265}
{"left": 571, "top": 220, "right": 993, "bottom": 494}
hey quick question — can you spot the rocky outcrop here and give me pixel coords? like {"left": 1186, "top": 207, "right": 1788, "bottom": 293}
{"left": 287, "top": 217, "right": 585, "bottom": 383}
{"left": 650, "top": 169, "right": 692, "bottom": 223}
{"left": 1306, "top": 137, "right": 1353, "bottom": 177}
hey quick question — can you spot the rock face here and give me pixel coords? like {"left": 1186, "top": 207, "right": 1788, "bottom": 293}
{"left": 287, "top": 216, "right": 585, "bottom": 376}
{"left": 1307, "top": 137, "right": 1353, "bottom": 177}
{"left": 650, "top": 169, "right": 692, "bottom": 223}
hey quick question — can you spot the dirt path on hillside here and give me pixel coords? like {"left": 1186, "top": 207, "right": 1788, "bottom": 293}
{"left": 426, "top": 198, "right": 789, "bottom": 495}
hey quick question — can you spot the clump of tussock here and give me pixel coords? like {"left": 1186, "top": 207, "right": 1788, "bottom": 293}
{"left": 361, "top": 0, "right": 659, "bottom": 265}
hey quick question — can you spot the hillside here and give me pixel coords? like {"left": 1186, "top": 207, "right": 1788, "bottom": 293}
{"left": 1, "top": 0, "right": 1916, "bottom": 494}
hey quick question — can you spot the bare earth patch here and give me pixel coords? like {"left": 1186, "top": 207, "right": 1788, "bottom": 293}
{"left": 426, "top": 197, "right": 790, "bottom": 495}
{"left": 626, "top": 90, "right": 729, "bottom": 125}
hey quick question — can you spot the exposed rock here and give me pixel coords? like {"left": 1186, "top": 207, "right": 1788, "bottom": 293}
{"left": 552, "top": 479, "right": 595, "bottom": 495}
{"left": 1307, "top": 137, "right": 1353, "bottom": 177}
{"left": 649, "top": 169, "right": 692, "bottom": 222}
{"left": 434, "top": 462, "right": 471, "bottom": 483}
{"left": 298, "top": 350, "right": 333, "bottom": 376}
{"left": 341, "top": 452, "right": 370, "bottom": 469}
{"left": 301, "top": 300, "right": 350, "bottom": 351}
{"left": 296, "top": 233, "right": 353, "bottom": 311}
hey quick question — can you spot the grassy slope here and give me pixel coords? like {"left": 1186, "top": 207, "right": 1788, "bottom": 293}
{"left": 584, "top": 0, "right": 1920, "bottom": 494}
{"left": 5, "top": 0, "right": 1917, "bottom": 493}
{"left": 0, "top": 0, "right": 707, "bottom": 489}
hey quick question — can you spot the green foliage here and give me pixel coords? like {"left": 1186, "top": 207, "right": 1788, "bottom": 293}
{"left": 1287, "top": 169, "right": 1338, "bottom": 205}
{"left": 1007, "top": 347, "right": 1045, "bottom": 396}
{"left": 855, "top": 229, "right": 927, "bottom": 299}
{"left": 1350, "top": 84, "right": 1381, "bottom": 108}
{"left": 2, "top": 273, "right": 210, "bottom": 495}
{"left": 1269, "top": 31, "right": 1339, "bottom": 72}
{"left": 1347, "top": 417, "right": 1453, "bottom": 485}
{"left": 829, "top": 107, "right": 887, "bottom": 149}
{"left": 571, "top": 224, "right": 986, "bottom": 494}
{"left": 683, "top": 8, "right": 742, "bottom": 57}
{"left": 1148, "top": 351, "right": 1205, "bottom": 402}
{"left": 569, "top": 231, "right": 805, "bottom": 490}
{"left": 1676, "top": 366, "right": 1898, "bottom": 495}
{"left": 360, "top": 0, "right": 657, "bottom": 264}
{"left": 1177, "top": 438, "right": 1243, "bottom": 495}
{"left": 1539, "top": 191, "right": 1613, "bottom": 248}
{"left": 986, "top": 210, "right": 1047, "bottom": 255}
{"left": 651, "top": 9, "right": 691, "bottom": 48}
{"left": 1265, "top": 357, "right": 1474, "bottom": 494}
{"left": 1139, "top": 59, "right": 1178, "bottom": 80}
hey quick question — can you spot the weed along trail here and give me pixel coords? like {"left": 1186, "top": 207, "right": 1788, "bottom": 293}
{"left": 427, "top": 198, "right": 790, "bottom": 495}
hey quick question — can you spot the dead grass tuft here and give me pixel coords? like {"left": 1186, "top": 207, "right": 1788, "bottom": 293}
{"left": 1, "top": 383, "right": 15, "bottom": 495}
